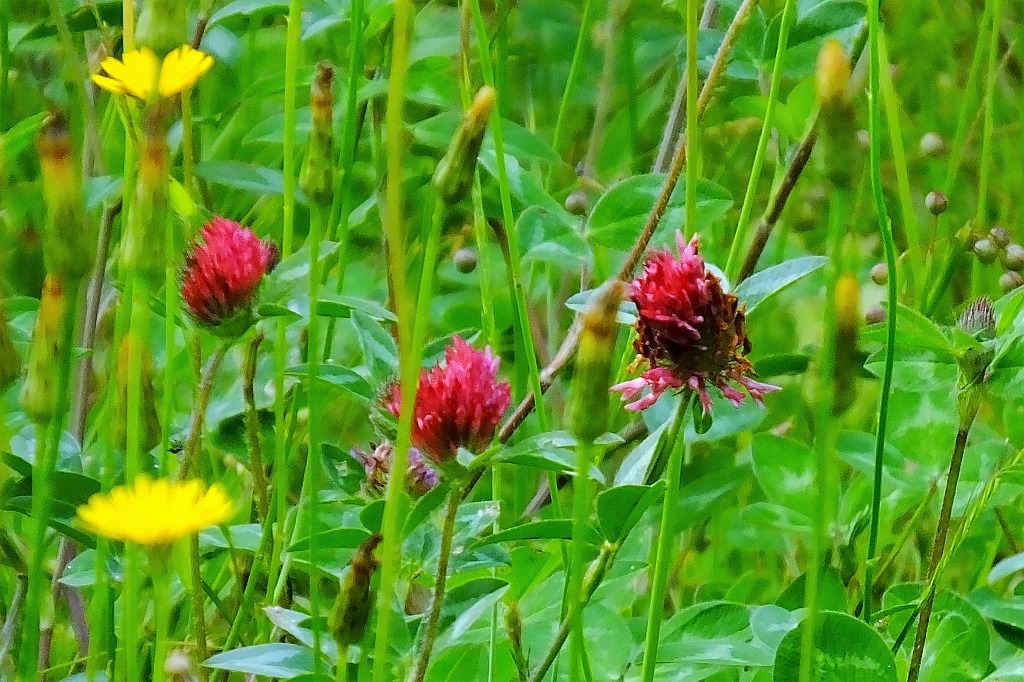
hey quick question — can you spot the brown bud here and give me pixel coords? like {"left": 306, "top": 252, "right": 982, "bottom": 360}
{"left": 989, "top": 225, "right": 1010, "bottom": 247}
{"left": 1000, "top": 270, "right": 1023, "bottom": 293}
{"left": 865, "top": 305, "right": 885, "bottom": 325}
{"left": 1001, "top": 244, "right": 1024, "bottom": 271}
{"left": 565, "top": 190, "right": 590, "bottom": 216}
{"left": 870, "top": 263, "right": 888, "bottom": 286}
{"left": 299, "top": 61, "right": 336, "bottom": 206}
{"left": 974, "top": 238, "right": 997, "bottom": 264}
{"left": 919, "top": 132, "right": 946, "bottom": 157}
{"left": 453, "top": 248, "right": 477, "bottom": 273}
{"left": 925, "top": 191, "right": 948, "bottom": 216}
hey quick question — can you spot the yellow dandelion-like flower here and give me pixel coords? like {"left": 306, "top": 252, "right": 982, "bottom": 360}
{"left": 92, "top": 45, "right": 214, "bottom": 101}
{"left": 77, "top": 475, "right": 233, "bottom": 547}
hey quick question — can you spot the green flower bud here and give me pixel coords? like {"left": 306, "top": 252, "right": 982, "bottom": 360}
{"left": 299, "top": 62, "right": 336, "bottom": 206}
{"left": 330, "top": 533, "right": 382, "bottom": 648}
{"left": 974, "top": 238, "right": 997, "bottom": 264}
{"left": 432, "top": 86, "right": 496, "bottom": 205}
{"left": 568, "top": 280, "right": 626, "bottom": 443}
{"left": 121, "top": 118, "right": 170, "bottom": 285}
{"left": 20, "top": 276, "right": 68, "bottom": 423}
{"left": 1001, "top": 243, "right": 1024, "bottom": 271}
{"left": 136, "top": 0, "right": 187, "bottom": 57}
{"left": 37, "top": 113, "right": 95, "bottom": 281}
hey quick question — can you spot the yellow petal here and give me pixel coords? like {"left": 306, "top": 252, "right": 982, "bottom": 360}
{"left": 159, "top": 45, "right": 214, "bottom": 97}
{"left": 91, "top": 74, "right": 126, "bottom": 95}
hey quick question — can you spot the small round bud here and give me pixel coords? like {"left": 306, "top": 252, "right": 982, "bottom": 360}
{"left": 1000, "top": 270, "right": 1023, "bottom": 294}
{"left": 989, "top": 225, "right": 1010, "bottom": 247}
{"left": 453, "top": 248, "right": 477, "bottom": 274}
{"left": 865, "top": 305, "right": 885, "bottom": 325}
{"left": 870, "top": 263, "right": 888, "bottom": 285}
{"left": 974, "top": 238, "right": 997, "bottom": 264}
{"left": 919, "top": 132, "right": 946, "bottom": 157}
{"left": 1001, "top": 243, "right": 1024, "bottom": 271}
{"left": 565, "top": 190, "right": 590, "bottom": 216}
{"left": 815, "top": 39, "right": 852, "bottom": 110}
{"left": 856, "top": 130, "right": 870, "bottom": 151}
{"left": 925, "top": 191, "right": 948, "bottom": 216}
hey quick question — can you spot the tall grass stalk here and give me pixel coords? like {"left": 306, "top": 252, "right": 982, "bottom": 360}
{"left": 975, "top": 0, "right": 1003, "bottom": 229}
{"left": 862, "top": 0, "right": 900, "bottom": 625}
{"left": 639, "top": 396, "right": 690, "bottom": 682}
{"left": 682, "top": 0, "right": 699, "bottom": 242}
{"left": 547, "top": 0, "right": 595, "bottom": 187}
{"left": 725, "top": 0, "right": 795, "bottom": 280}
{"left": 370, "top": 0, "right": 417, "bottom": 677}
{"left": 798, "top": 193, "right": 845, "bottom": 682}
{"left": 268, "top": 0, "right": 304, "bottom": 607}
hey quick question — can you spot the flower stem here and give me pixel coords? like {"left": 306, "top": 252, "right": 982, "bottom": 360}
{"left": 411, "top": 485, "right": 463, "bottom": 682}
{"left": 152, "top": 553, "right": 172, "bottom": 682}
{"left": 682, "top": 0, "right": 699, "bottom": 241}
{"left": 268, "top": 0, "right": 305, "bottom": 605}
{"left": 862, "top": 0, "right": 899, "bottom": 625}
{"left": 725, "top": 0, "right": 795, "bottom": 280}
{"left": 639, "top": 395, "right": 690, "bottom": 682}
{"left": 569, "top": 438, "right": 596, "bottom": 681}
{"left": 19, "top": 278, "right": 81, "bottom": 681}
{"left": 546, "top": 0, "right": 595, "bottom": 188}
{"left": 306, "top": 200, "right": 328, "bottom": 677}
{"left": 799, "top": 191, "right": 846, "bottom": 682}
{"left": 243, "top": 333, "right": 270, "bottom": 523}
{"left": 906, "top": 426, "right": 971, "bottom": 682}
{"left": 371, "top": 0, "right": 417, "bottom": 676}
{"left": 179, "top": 343, "right": 229, "bottom": 479}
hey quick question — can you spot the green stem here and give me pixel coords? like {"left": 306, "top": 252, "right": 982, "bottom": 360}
{"left": 19, "top": 279, "right": 82, "bottom": 680}
{"left": 0, "top": 0, "right": 9, "bottom": 131}
{"left": 975, "top": 0, "right": 1003, "bottom": 228}
{"left": 243, "top": 333, "right": 270, "bottom": 523}
{"left": 862, "top": 0, "right": 899, "bottom": 625}
{"left": 639, "top": 396, "right": 689, "bottom": 682}
{"left": 906, "top": 427, "right": 971, "bottom": 682}
{"left": 123, "top": 0, "right": 135, "bottom": 49}
{"left": 188, "top": 534, "right": 208, "bottom": 673}
{"left": 470, "top": 0, "right": 548, "bottom": 432}
{"left": 268, "top": 0, "right": 304, "bottom": 604}
{"left": 547, "top": 0, "right": 596, "bottom": 188}
{"left": 371, "top": 0, "right": 417, "bottom": 677}
{"left": 799, "top": 192, "right": 845, "bottom": 682}
{"left": 682, "top": 0, "right": 699, "bottom": 240}
{"left": 725, "top": 0, "right": 796, "bottom": 281}
{"left": 411, "top": 486, "right": 462, "bottom": 682}
{"left": 569, "top": 439, "right": 596, "bottom": 681}
{"left": 323, "top": 0, "right": 367, "bottom": 358}
{"left": 306, "top": 201, "right": 327, "bottom": 676}
{"left": 152, "top": 554, "right": 172, "bottom": 682}
{"left": 161, "top": 231, "right": 177, "bottom": 477}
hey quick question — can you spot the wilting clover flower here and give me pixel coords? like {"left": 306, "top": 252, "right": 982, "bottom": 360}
{"left": 352, "top": 442, "right": 438, "bottom": 498}
{"left": 611, "top": 232, "right": 779, "bottom": 413}
{"left": 385, "top": 337, "right": 512, "bottom": 463}
{"left": 181, "top": 217, "right": 279, "bottom": 334}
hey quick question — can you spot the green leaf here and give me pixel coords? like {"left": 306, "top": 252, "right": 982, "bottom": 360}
{"left": 208, "top": 0, "right": 290, "bottom": 27}
{"left": 195, "top": 161, "right": 295, "bottom": 199}
{"left": 587, "top": 174, "right": 732, "bottom": 251}
{"left": 471, "top": 520, "right": 601, "bottom": 549}
{"left": 733, "top": 256, "right": 828, "bottom": 315}
{"left": 204, "top": 644, "right": 316, "bottom": 678}
{"left": 751, "top": 434, "right": 814, "bottom": 510}
{"left": 263, "top": 607, "right": 338, "bottom": 663}
{"left": 597, "top": 483, "right": 664, "bottom": 542}
{"left": 316, "top": 296, "right": 397, "bottom": 322}
{"left": 989, "top": 552, "right": 1024, "bottom": 584}
{"left": 288, "top": 527, "right": 370, "bottom": 553}
{"left": 285, "top": 364, "right": 374, "bottom": 401}
{"left": 773, "top": 611, "right": 898, "bottom": 681}
{"left": 1, "top": 113, "right": 47, "bottom": 165}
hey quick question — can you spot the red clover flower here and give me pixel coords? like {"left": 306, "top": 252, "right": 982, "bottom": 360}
{"left": 611, "top": 232, "right": 779, "bottom": 413}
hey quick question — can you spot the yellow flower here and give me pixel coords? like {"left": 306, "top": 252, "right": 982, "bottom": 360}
{"left": 92, "top": 45, "right": 214, "bottom": 101}
{"left": 77, "top": 475, "right": 233, "bottom": 547}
